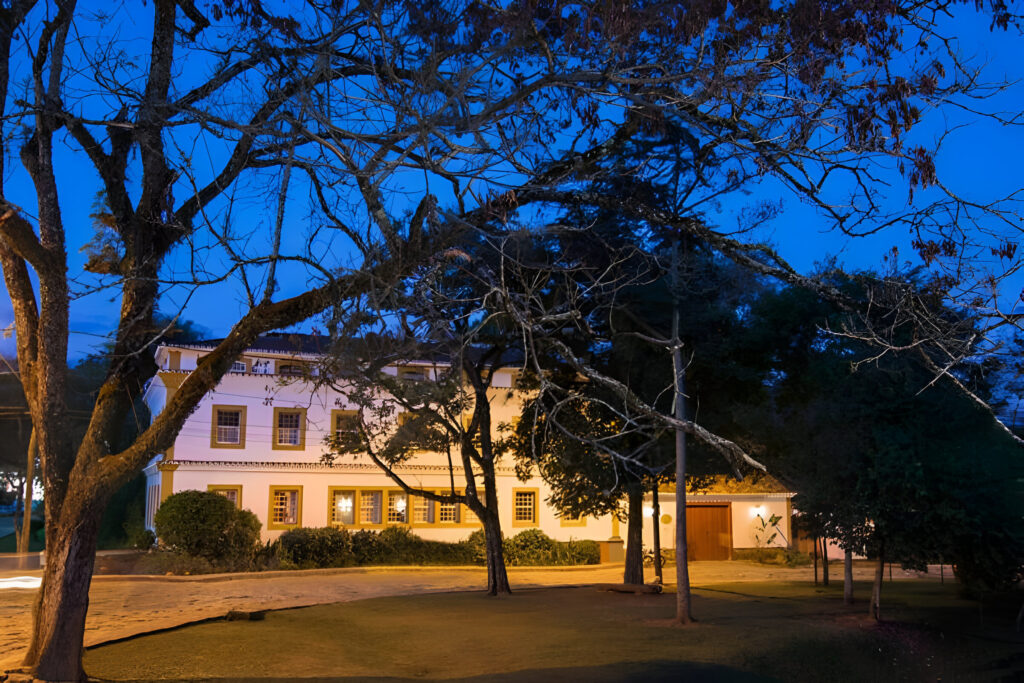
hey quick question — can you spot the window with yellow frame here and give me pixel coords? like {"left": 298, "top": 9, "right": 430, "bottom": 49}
{"left": 267, "top": 486, "right": 302, "bottom": 530}
{"left": 560, "top": 512, "right": 586, "bottom": 527}
{"left": 512, "top": 488, "right": 539, "bottom": 527}
{"left": 272, "top": 407, "right": 306, "bottom": 450}
{"left": 210, "top": 405, "right": 246, "bottom": 449}
{"left": 208, "top": 485, "right": 243, "bottom": 508}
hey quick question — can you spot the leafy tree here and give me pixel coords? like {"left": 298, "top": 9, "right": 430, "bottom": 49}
{"left": 752, "top": 277, "right": 1024, "bottom": 617}
{"left": 320, "top": 240, "right": 525, "bottom": 595}
{"left": 0, "top": 3, "right": 679, "bottom": 676}
{"left": 0, "top": 1, "right": 1018, "bottom": 678}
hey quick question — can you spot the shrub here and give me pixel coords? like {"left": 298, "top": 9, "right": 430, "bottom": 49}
{"left": 505, "top": 528, "right": 557, "bottom": 565}
{"left": 565, "top": 539, "right": 601, "bottom": 565}
{"left": 378, "top": 525, "right": 419, "bottom": 559}
{"left": 733, "top": 547, "right": 810, "bottom": 567}
{"left": 127, "top": 527, "right": 156, "bottom": 550}
{"left": 465, "top": 528, "right": 489, "bottom": 564}
{"left": 350, "top": 529, "right": 385, "bottom": 564}
{"left": 278, "top": 527, "right": 353, "bottom": 568}
{"left": 372, "top": 526, "right": 476, "bottom": 565}
{"left": 133, "top": 550, "right": 216, "bottom": 575}
{"left": 154, "top": 490, "right": 261, "bottom": 568}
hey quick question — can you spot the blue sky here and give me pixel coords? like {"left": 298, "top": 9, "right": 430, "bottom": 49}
{"left": 1, "top": 4, "right": 1023, "bottom": 362}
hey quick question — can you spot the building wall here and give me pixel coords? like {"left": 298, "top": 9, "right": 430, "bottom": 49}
{"left": 639, "top": 494, "right": 793, "bottom": 551}
{"left": 159, "top": 464, "right": 615, "bottom": 543}
{"left": 144, "top": 343, "right": 792, "bottom": 551}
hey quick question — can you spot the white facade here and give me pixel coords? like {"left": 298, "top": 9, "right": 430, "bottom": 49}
{"left": 142, "top": 335, "right": 792, "bottom": 556}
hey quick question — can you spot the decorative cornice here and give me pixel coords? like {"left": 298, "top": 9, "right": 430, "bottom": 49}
{"left": 162, "top": 459, "right": 517, "bottom": 476}
{"left": 682, "top": 492, "right": 795, "bottom": 501}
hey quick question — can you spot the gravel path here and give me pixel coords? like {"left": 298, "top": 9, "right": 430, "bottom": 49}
{"left": 0, "top": 560, "right": 939, "bottom": 670}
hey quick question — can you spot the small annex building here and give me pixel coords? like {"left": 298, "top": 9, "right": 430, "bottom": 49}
{"left": 142, "top": 333, "right": 794, "bottom": 559}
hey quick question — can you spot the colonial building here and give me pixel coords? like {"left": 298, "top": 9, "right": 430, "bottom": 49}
{"left": 142, "top": 333, "right": 793, "bottom": 560}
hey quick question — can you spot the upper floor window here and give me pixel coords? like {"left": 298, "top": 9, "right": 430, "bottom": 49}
{"left": 229, "top": 360, "right": 247, "bottom": 373}
{"left": 333, "top": 410, "right": 359, "bottom": 440}
{"left": 211, "top": 405, "right": 246, "bottom": 449}
{"left": 273, "top": 408, "right": 306, "bottom": 449}
{"left": 277, "top": 361, "right": 306, "bottom": 376}
{"left": 399, "top": 367, "right": 428, "bottom": 381}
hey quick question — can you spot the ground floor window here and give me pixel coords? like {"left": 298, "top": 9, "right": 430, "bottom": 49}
{"left": 360, "top": 490, "right": 382, "bottom": 525}
{"left": 269, "top": 486, "right": 302, "bottom": 529}
{"left": 438, "top": 498, "right": 461, "bottom": 524}
{"left": 387, "top": 491, "right": 408, "bottom": 524}
{"left": 412, "top": 495, "right": 434, "bottom": 524}
{"left": 513, "top": 489, "right": 537, "bottom": 526}
{"left": 331, "top": 489, "right": 355, "bottom": 525}
{"left": 208, "top": 485, "right": 242, "bottom": 508}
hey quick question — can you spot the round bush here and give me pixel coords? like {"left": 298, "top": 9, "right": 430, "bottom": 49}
{"left": 154, "top": 490, "right": 261, "bottom": 566}
{"left": 506, "top": 528, "right": 557, "bottom": 565}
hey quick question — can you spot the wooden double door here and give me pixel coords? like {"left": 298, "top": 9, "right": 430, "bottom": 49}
{"left": 684, "top": 504, "right": 732, "bottom": 561}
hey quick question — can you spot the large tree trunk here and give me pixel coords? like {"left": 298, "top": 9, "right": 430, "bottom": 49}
{"left": 623, "top": 485, "right": 644, "bottom": 585}
{"left": 478, "top": 461, "right": 510, "bottom": 595}
{"left": 651, "top": 483, "right": 663, "bottom": 584}
{"left": 870, "top": 551, "right": 884, "bottom": 621}
{"left": 843, "top": 548, "right": 854, "bottom": 605}
{"left": 23, "top": 503, "right": 102, "bottom": 682}
{"left": 17, "top": 427, "right": 36, "bottom": 554}
{"left": 479, "top": 507, "right": 511, "bottom": 595}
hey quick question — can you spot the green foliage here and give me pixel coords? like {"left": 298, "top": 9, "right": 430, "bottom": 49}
{"left": 253, "top": 527, "right": 598, "bottom": 571}
{"left": 503, "top": 529, "right": 600, "bottom": 566}
{"left": 751, "top": 278, "right": 1024, "bottom": 590}
{"left": 753, "top": 513, "right": 783, "bottom": 548}
{"left": 733, "top": 548, "right": 811, "bottom": 567}
{"left": 465, "top": 528, "right": 488, "bottom": 564}
{"left": 98, "top": 474, "right": 147, "bottom": 549}
{"left": 278, "top": 527, "right": 354, "bottom": 569}
{"left": 349, "top": 529, "right": 386, "bottom": 565}
{"left": 0, "top": 518, "right": 45, "bottom": 552}
{"left": 127, "top": 527, "right": 156, "bottom": 550}
{"left": 154, "top": 490, "right": 261, "bottom": 569}
{"left": 503, "top": 528, "right": 555, "bottom": 564}
{"left": 133, "top": 551, "right": 217, "bottom": 576}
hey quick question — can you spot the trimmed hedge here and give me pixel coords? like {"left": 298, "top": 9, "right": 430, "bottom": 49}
{"left": 274, "top": 527, "right": 599, "bottom": 570}
{"left": 278, "top": 526, "right": 353, "bottom": 568}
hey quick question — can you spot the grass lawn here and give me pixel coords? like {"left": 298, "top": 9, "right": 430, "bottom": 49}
{"left": 85, "top": 580, "right": 1024, "bottom": 682}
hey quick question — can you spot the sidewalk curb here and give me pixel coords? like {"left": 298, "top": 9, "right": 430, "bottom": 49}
{"left": 86, "top": 561, "right": 624, "bottom": 583}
